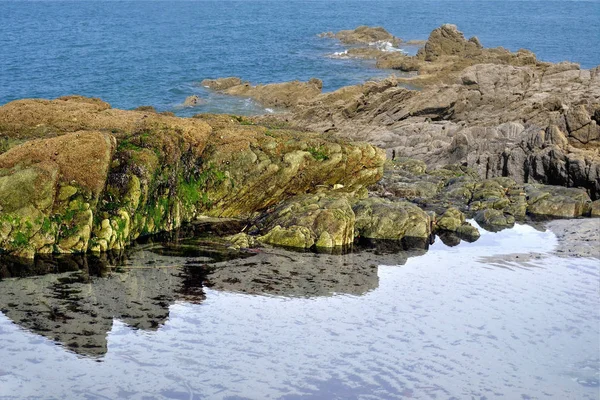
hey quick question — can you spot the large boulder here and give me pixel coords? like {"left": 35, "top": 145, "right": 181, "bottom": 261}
{"left": 474, "top": 209, "right": 516, "bottom": 232}
{"left": 353, "top": 197, "right": 431, "bottom": 240}
{"left": 435, "top": 207, "right": 480, "bottom": 241}
{"left": 416, "top": 24, "right": 483, "bottom": 61}
{"left": 253, "top": 192, "right": 436, "bottom": 249}
{"left": 524, "top": 184, "right": 592, "bottom": 218}
{"left": 255, "top": 192, "right": 356, "bottom": 249}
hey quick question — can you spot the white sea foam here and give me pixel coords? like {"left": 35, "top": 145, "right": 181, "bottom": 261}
{"left": 370, "top": 40, "right": 405, "bottom": 53}
{"left": 265, "top": 108, "right": 274, "bottom": 113}
{"left": 328, "top": 42, "right": 406, "bottom": 59}
{"left": 328, "top": 49, "right": 349, "bottom": 59}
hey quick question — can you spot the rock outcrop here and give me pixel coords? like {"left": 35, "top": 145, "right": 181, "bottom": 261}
{"left": 416, "top": 24, "right": 483, "bottom": 62}
{"left": 0, "top": 131, "right": 116, "bottom": 258}
{"left": 369, "top": 159, "right": 595, "bottom": 229}
{"left": 0, "top": 96, "right": 385, "bottom": 258}
{"left": 322, "top": 24, "right": 539, "bottom": 85}
{"left": 319, "top": 26, "right": 402, "bottom": 47}
{"left": 258, "top": 35, "right": 600, "bottom": 199}
{"left": 200, "top": 77, "right": 247, "bottom": 91}
{"left": 200, "top": 77, "right": 323, "bottom": 108}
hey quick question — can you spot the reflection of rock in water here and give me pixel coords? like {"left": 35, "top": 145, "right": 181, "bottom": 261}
{"left": 0, "top": 266, "right": 207, "bottom": 357}
{"left": 207, "top": 250, "right": 378, "bottom": 297}
{"left": 0, "top": 234, "right": 428, "bottom": 357}
{"left": 206, "top": 243, "right": 428, "bottom": 297}
{"left": 0, "top": 252, "right": 120, "bottom": 280}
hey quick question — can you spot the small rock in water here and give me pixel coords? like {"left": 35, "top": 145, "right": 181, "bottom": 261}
{"left": 183, "top": 95, "right": 202, "bottom": 107}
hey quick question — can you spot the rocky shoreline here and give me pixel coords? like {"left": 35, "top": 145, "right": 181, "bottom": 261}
{"left": 0, "top": 24, "right": 598, "bottom": 261}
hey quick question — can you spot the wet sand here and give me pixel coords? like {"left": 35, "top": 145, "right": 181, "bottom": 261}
{"left": 546, "top": 218, "right": 600, "bottom": 259}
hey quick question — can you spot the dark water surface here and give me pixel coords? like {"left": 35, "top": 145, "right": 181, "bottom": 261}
{"left": 0, "top": 222, "right": 598, "bottom": 399}
{"left": 1, "top": 1, "right": 599, "bottom": 115}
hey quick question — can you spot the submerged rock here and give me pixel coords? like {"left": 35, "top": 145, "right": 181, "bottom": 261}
{"left": 183, "top": 95, "right": 202, "bottom": 107}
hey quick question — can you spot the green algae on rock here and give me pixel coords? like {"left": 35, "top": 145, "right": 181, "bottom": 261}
{"left": 524, "top": 184, "right": 592, "bottom": 218}
{"left": 0, "top": 97, "right": 385, "bottom": 258}
{"left": 370, "top": 158, "right": 596, "bottom": 234}
{"left": 353, "top": 197, "right": 431, "bottom": 241}
{"left": 435, "top": 207, "right": 480, "bottom": 242}
{"left": 0, "top": 131, "right": 115, "bottom": 258}
{"left": 255, "top": 192, "right": 356, "bottom": 249}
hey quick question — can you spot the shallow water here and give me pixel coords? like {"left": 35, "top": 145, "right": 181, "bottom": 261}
{"left": 0, "top": 222, "right": 598, "bottom": 399}
{"left": 1, "top": 1, "right": 599, "bottom": 116}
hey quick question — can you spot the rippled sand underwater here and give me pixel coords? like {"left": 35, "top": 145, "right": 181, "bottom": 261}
{"left": 0, "top": 222, "right": 598, "bottom": 399}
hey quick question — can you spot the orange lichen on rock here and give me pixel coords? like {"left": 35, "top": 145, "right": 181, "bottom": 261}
{"left": 0, "top": 131, "right": 115, "bottom": 197}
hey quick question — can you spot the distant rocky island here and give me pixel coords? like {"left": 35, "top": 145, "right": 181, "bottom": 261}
{"left": 0, "top": 24, "right": 598, "bottom": 262}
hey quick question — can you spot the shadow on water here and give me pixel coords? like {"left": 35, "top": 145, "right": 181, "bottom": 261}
{"left": 0, "top": 220, "right": 436, "bottom": 357}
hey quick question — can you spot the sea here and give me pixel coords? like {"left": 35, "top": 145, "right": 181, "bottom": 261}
{"left": 0, "top": 1, "right": 600, "bottom": 399}
{"left": 1, "top": 0, "right": 599, "bottom": 116}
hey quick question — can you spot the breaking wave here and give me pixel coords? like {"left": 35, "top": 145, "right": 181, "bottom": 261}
{"left": 370, "top": 40, "right": 405, "bottom": 53}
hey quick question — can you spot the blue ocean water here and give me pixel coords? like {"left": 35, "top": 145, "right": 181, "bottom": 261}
{"left": 1, "top": 0, "right": 599, "bottom": 116}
